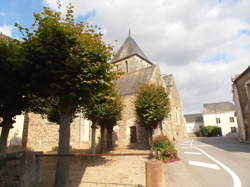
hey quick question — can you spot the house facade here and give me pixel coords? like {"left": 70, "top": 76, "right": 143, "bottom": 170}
{"left": 184, "top": 113, "right": 204, "bottom": 134}
{"left": 232, "top": 66, "right": 250, "bottom": 142}
{"left": 203, "top": 102, "right": 238, "bottom": 136}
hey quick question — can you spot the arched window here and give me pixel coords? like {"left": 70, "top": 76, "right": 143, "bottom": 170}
{"left": 125, "top": 61, "right": 128, "bottom": 72}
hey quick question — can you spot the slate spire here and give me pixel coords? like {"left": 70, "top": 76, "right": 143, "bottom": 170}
{"left": 111, "top": 32, "right": 148, "bottom": 62}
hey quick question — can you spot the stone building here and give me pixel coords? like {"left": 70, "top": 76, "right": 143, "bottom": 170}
{"left": 111, "top": 34, "right": 186, "bottom": 147}
{"left": 1, "top": 34, "right": 186, "bottom": 152}
{"left": 232, "top": 66, "right": 250, "bottom": 142}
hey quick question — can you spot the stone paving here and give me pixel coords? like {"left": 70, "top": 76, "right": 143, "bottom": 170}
{"left": 41, "top": 149, "right": 150, "bottom": 187}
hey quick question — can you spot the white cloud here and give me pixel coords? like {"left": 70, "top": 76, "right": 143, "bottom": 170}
{"left": 0, "top": 25, "right": 14, "bottom": 37}
{"left": 43, "top": 0, "right": 250, "bottom": 113}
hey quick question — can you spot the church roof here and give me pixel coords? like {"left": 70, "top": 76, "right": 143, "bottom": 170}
{"left": 115, "top": 65, "right": 158, "bottom": 96}
{"left": 111, "top": 35, "right": 148, "bottom": 63}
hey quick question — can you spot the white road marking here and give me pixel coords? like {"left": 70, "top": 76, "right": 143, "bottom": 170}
{"left": 189, "top": 161, "right": 220, "bottom": 170}
{"left": 180, "top": 143, "right": 191, "bottom": 146}
{"left": 191, "top": 140, "right": 242, "bottom": 187}
{"left": 184, "top": 152, "right": 202, "bottom": 155}
{"left": 180, "top": 146, "right": 193, "bottom": 149}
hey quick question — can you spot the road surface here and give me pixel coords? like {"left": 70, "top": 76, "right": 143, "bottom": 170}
{"left": 166, "top": 136, "right": 250, "bottom": 187}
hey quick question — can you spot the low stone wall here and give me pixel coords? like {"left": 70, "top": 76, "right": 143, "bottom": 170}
{"left": 24, "top": 113, "right": 91, "bottom": 152}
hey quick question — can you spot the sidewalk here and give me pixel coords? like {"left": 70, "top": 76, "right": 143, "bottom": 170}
{"left": 165, "top": 159, "right": 200, "bottom": 187}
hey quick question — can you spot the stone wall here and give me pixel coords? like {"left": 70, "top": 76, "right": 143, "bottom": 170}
{"left": 24, "top": 112, "right": 91, "bottom": 152}
{"left": 114, "top": 55, "right": 151, "bottom": 73}
{"left": 164, "top": 75, "right": 187, "bottom": 141}
{"left": 234, "top": 70, "right": 250, "bottom": 141}
{"left": 114, "top": 95, "right": 147, "bottom": 148}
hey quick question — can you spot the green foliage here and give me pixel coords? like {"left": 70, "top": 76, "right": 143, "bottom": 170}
{"left": 152, "top": 136, "right": 171, "bottom": 152}
{"left": 135, "top": 84, "right": 170, "bottom": 129}
{"left": 47, "top": 107, "right": 60, "bottom": 124}
{"left": 195, "top": 126, "right": 222, "bottom": 137}
{"left": 17, "top": 4, "right": 116, "bottom": 111}
{"left": 0, "top": 36, "right": 27, "bottom": 120}
{"left": 152, "top": 136, "right": 177, "bottom": 160}
{"left": 84, "top": 84, "right": 122, "bottom": 127}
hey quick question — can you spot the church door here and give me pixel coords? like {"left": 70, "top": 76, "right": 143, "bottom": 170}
{"left": 130, "top": 126, "right": 137, "bottom": 143}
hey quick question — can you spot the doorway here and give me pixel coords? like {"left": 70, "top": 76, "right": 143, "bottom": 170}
{"left": 130, "top": 126, "right": 137, "bottom": 143}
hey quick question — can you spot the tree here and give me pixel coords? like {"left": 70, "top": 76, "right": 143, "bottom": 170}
{"left": 84, "top": 85, "right": 122, "bottom": 153}
{"left": 135, "top": 84, "right": 170, "bottom": 146}
{"left": 18, "top": 4, "right": 115, "bottom": 186}
{"left": 0, "top": 37, "right": 28, "bottom": 153}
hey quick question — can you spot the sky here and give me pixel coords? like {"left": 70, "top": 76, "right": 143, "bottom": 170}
{"left": 0, "top": 0, "right": 250, "bottom": 114}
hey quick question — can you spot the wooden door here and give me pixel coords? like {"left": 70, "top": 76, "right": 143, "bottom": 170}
{"left": 130, "top": 126, "right": 137, "bottom": 143}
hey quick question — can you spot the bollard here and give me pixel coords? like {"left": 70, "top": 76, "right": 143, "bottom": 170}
{"left": 146, "top": 159, "right": 165, "bottom": 187}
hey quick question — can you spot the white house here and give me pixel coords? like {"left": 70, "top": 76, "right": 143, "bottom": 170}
{"left": 184, "top": 113, "right": 204, "bottom": 134}
{"left": 203, "top": 102, "right": 238, "bottom": 136}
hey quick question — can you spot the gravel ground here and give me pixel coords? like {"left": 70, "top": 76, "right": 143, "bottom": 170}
{"left": 41, "top": 150, "right": 149, "bottom": 187}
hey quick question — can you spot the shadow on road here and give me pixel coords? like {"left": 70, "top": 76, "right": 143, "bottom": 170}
{"left": 195, "top": 136, "right": 250, "bottom": 153}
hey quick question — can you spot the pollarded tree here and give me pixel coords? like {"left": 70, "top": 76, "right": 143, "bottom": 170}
{"left": 135, "top": 84, "right": 170, "bottom": 146}
{"left": 84, "top": 85, "right": 122, "bottom": 153}
{"left": 0, "top": 37, "right": 28, "bottom": 153}
{"left": 18, "top": 4, "right": 116, "bottom": 187}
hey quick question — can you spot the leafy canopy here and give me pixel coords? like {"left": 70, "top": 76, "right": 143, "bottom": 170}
{"left": 17, "top": 4, "right": 116, "bottom": 110}
{"left": 84, "top": 84, "right": 122, "bottom": 126}
{"left": 135, "top": 84, "right": 170, "bottom": 128}
{"left": 0, "top": 37, "right": 28, "bottom": 120}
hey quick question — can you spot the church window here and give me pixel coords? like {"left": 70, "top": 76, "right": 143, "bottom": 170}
{"left": 246, "top": 82, "right": 250, "bottom": 99}
{"left": 125, "top": 61, "right": 128, "bottom": 72}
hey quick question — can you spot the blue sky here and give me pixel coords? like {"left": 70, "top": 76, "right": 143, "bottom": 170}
{"left": 0, "top": 0, "right": 250, "bottom": 113}
{"left": 0, "top": 0, "right": 45, "bottom": 38}
{"left": 0, "top": 0, "right": 97, "bottom": 38}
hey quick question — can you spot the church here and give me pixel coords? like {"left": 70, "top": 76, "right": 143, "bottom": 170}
{"left": 2, "top": 34, "right": 187, "bottom": 152}
{"left": 111, "top": 33, "right": 187, "bottom": 147}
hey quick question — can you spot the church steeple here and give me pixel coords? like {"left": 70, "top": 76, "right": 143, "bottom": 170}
{"left": 111, "top": 32, "right": 148, "bottom": 63}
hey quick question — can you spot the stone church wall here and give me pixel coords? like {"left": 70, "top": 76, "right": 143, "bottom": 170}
{"left": 114, "top": 55, "right": 151, "bottom": 73}
{"left": 114, "top": 95, "right": 147, "bottom": 148}
{"left": 165, "top": 76, "right": 187, "bottom": 140}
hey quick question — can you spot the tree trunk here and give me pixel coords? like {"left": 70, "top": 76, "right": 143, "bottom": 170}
{"left": 54, "top": 109, "right": 72, "bottom": 187}
{"left": 100, "top": 125, "right": 106, "bottom": 153}
{"left": 0, "top": 117, "right": 14, "bottom": 153}
{"left": 107, "top": 126, "right": 113, "bottom": 150}
{"left": 147, "top": 128, "right": 153, "bottom": 147}
{"left": 91, "top": 122, "right": 97, "bottom": 154}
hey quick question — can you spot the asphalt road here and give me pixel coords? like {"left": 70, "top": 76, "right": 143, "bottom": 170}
{"left": 166, "top": 136, "right": 250, "bottom": 187}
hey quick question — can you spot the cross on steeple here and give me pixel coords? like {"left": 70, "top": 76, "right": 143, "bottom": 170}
{"left": 128, "top": 29, "right": 131, "bottom": 37}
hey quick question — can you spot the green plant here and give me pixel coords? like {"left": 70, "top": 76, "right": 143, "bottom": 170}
{"left": 152, "top": 136, "right": 177, "bottom": 161}
{"left": 195, "top": 126, "right": 222, "bottom": 137}
{"left": 135, "top": 84, "right": 170, "bottom": 145}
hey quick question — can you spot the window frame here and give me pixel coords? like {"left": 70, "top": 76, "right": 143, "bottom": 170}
{"left": 245, "top": 80, "right": 250, "bottom": 100}
{"left": 216, "top": 117, "right": 221, "bottom": 124}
